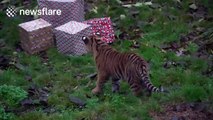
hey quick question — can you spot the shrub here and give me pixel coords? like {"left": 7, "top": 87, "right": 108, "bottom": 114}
{"left": 0, "top": 85, "right": 27, "bottom": 106}
{"left": 0, "top": 106, "right": 14, "bottom": 120}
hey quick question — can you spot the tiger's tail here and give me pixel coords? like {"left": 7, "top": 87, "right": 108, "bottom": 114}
{"left": 139, "top": 70, "right": 164, "bottom": 93}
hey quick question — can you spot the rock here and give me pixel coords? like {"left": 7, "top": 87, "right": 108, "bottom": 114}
{"left": 39, "top": 96, "right": 48, "bottom": 106}
{"left": 130, "top": 9, "right": 140, "bottom": 17}
{"left": 171, "top": 116, "right": 185, "bottom": 120}
{"left": 15, "top": 43, "right": 23, "bottom": 52}
{"left": 85, "top": 93, "right": 92, "bottom": 98}
{"left": 176, "top": 105, "right": 182, "bottom": 112}
{"left": 163, "top": 61, "right": 173, "bottom": 69}
{"left": 21, "top": 98, "right": 34, "bottom": 106}
{"left": 25, "top": 75, "right": 32, "bottom": 82}
{"left": 28, "top": 84, "right": 38, "bottom": 96}
{"left": 171, "top": 116, "right": 179, "bottom": 120}
{"left": 43, "top": 107, "right": 56, "bottom": 114}
{"left": 0, "top": 55, "right": 10, "bottom": 69}
{"left": 189, "top": 102, "right": 196, "bottom": 109}
{"left": 193, "top": 103, "right": 207, "bottom": 112}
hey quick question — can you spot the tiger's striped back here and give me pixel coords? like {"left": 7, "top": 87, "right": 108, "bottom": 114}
{"left": 82, "top": 35, "right": 163, "bottom": 96}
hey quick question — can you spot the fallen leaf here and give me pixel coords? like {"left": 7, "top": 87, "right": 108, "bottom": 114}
{"left": 150, "top": 3, "right": 161, "bottom": 9}
{"left": 133, "top": 2, "right": 142, "bottom": 7}
{"left": 116, "top": 0, "right": 122, "bottom": 4}
{"left": 144, "top": 1, "right": 152, "bottom": 6}
{"left": 176, "top": 48, "right": 185, "bottom": 56}
{"left": 130, "top": 40, "right": 140, "bottom": 49}
{"left": 85, "top": 72, "right": 97, "bottom": 80}
{"left": 189, "top": 3, "right": 198, "bottom": 10}
{"left": 129, "top": 8, "right": 139, "bottom": 18}
{"left": 74, "top": 74, "right": 84, "bottom": 80}
{"left": 1, "top": 0, "right": 10, "bottom": 4}
{"left": 188, "top": 5, "right": 208, "bottom": 19}
{"left": 176, "top": 0, "right": 181, "bottom": 3}
{"left": 73, "top": 86, "right": 78, "bottom": 90}
{"left": 163, "top": 61, "right": 173, "bottom": 69}
{"left": 14, "top": 63, "right": 26, "bottom": 71}
{"left": 91, "top": 6, "right": 98, "bottom": 13}
{"left": 0, "top": 69, "right": 3, "bottom": 74}
{"left": 120, "top": 14, "right": 126, "bottom": 20}
{"left": 118, "top": 31, "right": 129, "bottom": 40}
{"left": 69, "top": 96, "right": 86, "bottom": 107}
{"left": 0, "top": 39, "right": 6, "bottom": 48}
{"left": 122, "top": 4, "right": 132, "bottom": 8}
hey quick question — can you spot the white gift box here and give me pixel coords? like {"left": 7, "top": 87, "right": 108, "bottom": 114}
{"left": 54, "top": 21, "right": 91, "bottom": 55}
{"left": 38, "top": 0, "right": 85, "bottom": 28}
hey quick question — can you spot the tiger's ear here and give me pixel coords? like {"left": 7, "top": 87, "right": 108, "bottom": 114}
{"left": 82, "top": 36, "right": 89, "bottom": 44}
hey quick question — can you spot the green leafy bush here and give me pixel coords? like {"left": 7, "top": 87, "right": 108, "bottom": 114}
{"left": 0, "top": 106, "right": 14, "bottom": 120}
{"left": 0, "top": 85, "right": 27, "bottom": 106}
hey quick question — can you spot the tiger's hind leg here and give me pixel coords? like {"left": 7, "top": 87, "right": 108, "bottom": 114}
{"left": 92, "top": 72, "right": 109, "bottom": 95}
{"left": 141, "top": 81, "right": 152, "bottom": 96}
{"left": 112, "top": 78, "right": 120, "bottom": 93}
{"left": 131, "top": 83, "right": 142, "bottom": 96}
{"left": 128, "top": 77, "right": 142, "bottom": 96}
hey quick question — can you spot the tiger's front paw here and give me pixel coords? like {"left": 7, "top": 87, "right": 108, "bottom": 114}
{"left": 92, "top": 87, "right": 101, "bottom": 95}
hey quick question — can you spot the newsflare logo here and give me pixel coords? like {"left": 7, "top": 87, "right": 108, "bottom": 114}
{"left": 5, "top": 6, "right": 61, "bottom": 18}
{"left": 6, "top": 6, "right": 17, "bottom": 17}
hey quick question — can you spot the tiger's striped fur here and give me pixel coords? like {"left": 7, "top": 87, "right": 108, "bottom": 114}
{"left": 82, "top": 35, "right": 163, "bottom": 96}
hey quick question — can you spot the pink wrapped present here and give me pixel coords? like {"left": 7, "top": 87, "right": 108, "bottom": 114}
{"left": 54, "top": 21, "right": 91, "bottom": 55}
{"left": 83, "top": 17, "right": 115, "bottom": 43}
{"left": 38, "top": 0, "right": 85, "bottom": 28}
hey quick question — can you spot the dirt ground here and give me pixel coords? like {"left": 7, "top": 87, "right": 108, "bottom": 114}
{"left": 150, "top": 102, "right": 213, "bottom": 120}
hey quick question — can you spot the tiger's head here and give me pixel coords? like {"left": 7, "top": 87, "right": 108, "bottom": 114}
{"left": 82, "top": 32, "right": 107, "bottom": 54}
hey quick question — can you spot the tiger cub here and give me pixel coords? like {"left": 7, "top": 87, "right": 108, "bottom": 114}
{"left": 82, "top": 34, "right": 164, "bottom": 96}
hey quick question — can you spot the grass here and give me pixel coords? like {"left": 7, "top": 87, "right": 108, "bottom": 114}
{"left": 0, "top": 0, "right": 213, "bottom": 120}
